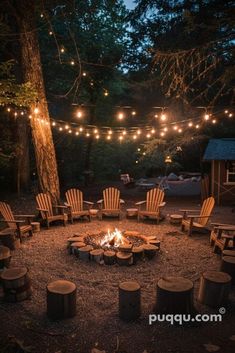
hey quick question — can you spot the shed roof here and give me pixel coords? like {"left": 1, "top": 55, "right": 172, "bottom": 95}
{"left": 203, "top": 139, "right": 235, "bottom": 161}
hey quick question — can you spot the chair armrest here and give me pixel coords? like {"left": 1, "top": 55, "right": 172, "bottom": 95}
{"left": 217, "top": 225, "right": 235, "bottom": 232}
{"left": 211, "top": 223, "right": 235, "bottom": 229}
{"left": 37, "top": 208, "right": 49, "bottom": 213}
{"left": 97, "top": 199, "right": 103, "bottom": 204}
{"left": 159, "top": 202, "right": 166, "bottom": 208}
{"left": 0, "top": 219, "right": 24, "bottom": 223}
{"left": 14, "top": 214, "right": 35, "bottom": 218}
{"left": 84, "top": 201, "right": 94, "bottom": 205}
{"left": 186, "top": 214, "right": 211, "bottom": 219}
{"left": 120, "top": 199, "right": 125, "bottom": 204}
{"left": 135, "top": 201, "right": 146, "bottom": 206}
{"left": 53, "top": 205, "right": 67, "bottom": 209}
{"left": 179, "top": 209, "right": 199, "bottom": 212}
{"left": 64, "top": 202, "right": 72, "bottom": 208}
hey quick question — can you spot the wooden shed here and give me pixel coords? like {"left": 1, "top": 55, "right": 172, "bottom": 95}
{"left": 203, "top": 139, "right": 235, "bottom": 205}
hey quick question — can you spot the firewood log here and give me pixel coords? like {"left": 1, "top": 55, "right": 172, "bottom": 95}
{"left": 78, "top": 245, "right": 93, "bottom": 261}
{"left": 132, "top": 246, "right": 144, "bottom": 263}
{"left": 142, "top": 244, "right": 159, "bottom": 259}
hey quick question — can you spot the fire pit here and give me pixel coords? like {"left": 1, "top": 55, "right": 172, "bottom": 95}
{"left": 67, "top": 229, "right": 160, "bottom": 266}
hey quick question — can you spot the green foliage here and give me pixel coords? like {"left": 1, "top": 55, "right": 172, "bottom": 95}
{"left": 0, "top": 60, "right": 37, "bottom": 107}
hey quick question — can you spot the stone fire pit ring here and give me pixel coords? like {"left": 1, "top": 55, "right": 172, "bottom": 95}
{"left": 67, "top": 230, "right": 160, "bottom": 266}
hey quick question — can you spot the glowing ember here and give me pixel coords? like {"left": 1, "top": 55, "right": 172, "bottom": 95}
{"left": 100, "top": 228, "right": 128, "bottom": 248}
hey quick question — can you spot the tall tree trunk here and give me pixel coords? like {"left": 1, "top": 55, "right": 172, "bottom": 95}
{"left": 14, "top": 0, "right": 60, "bottom": 202}
{"left": 15, "top": 116, "right": 30, "bottom": 194}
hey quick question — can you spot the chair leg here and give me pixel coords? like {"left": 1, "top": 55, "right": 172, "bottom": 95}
{"left": 46, "top": 219, "right": 50, "bottom": 229}
{"left": 29, "top": 229, "right": 33, "bottom": 237}
{"left": 63, "top": 215, "right": 66, "bottom": 227}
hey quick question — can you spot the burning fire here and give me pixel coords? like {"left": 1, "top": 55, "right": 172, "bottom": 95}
{"left": 100, "top": 228, "right": 128, "bottom": 248}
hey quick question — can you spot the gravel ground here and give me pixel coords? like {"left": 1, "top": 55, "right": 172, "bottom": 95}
{"left": 0, "top": 190, "right": 235, "bottom": 353}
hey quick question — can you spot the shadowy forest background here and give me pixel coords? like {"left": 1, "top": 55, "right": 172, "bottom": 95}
{"left": 0, "top": 0, "right": 234, "bottom": 197}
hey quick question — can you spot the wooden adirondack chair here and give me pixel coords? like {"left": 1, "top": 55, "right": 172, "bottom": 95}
{"left": 0, "top": 201, "right": 34, "bottom": 242}
{"left": 97, "top": 187, "right": 124, "bottom": 220}
{"left": 135, "top": 188, "right": 166, "bottom": 224}
{"left": 65, "top": 188, "right": 94, "bottom": 223}
{"left": 36, "top": 193, "right": 67, "bottom": 228}
{"left": 210, "top": 223, "right": 235, "bottom": 253}
{"left": 181, "top": 196, "right": 215, "bottom": 236}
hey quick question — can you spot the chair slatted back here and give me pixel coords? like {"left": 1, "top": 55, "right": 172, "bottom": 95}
{"left": 36, "top": 193, "right": 53, "bottom": 219}
{"left": 103, "top": 187, "right": 120, "bottom": 210}
{"left": 199, "top": 196, "right": 215, "bottom": 226}
{"left": 0, "top": 202, "right": 16, "bottom": 229}
{"left": 146, "top": 188, "right": 164, "bottom": 212}
{"left": 65, "top": 189, "right": 83, "bottom": 212}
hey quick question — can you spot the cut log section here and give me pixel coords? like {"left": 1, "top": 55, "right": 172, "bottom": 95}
{"left": 67, "top": 237, "right": 85, "bottom": 247}
{"left": 156, "top": 276, "right": 194, "bottom": 314}
{"left": 31, "top": 222, "right": 40, "bottom": 232}
{"left": 142, "top": 244, "right": 159, "bottom": 259}
{"left": 90, "top": 249, "right": 104, "bottom": 263}
{"left": 198, "top": 271, "right": 231, "bottom": 307}
{"left": 103, "top": 250, "right": 116, "bottom": 265}
{"left": 146, "top": 236, "right": 157, "bottom": 241}
{"left": 116, "top": 252, "right": 133, "bottom": 266}
{"left": 0, "top": 229, "right": 20, "bottom": 250}
{"left": 78, "top": 245, "right": 93, "bottom": 261}
{"left": 118, "top": 244, "right": 133, "bottom": 252}
{"left": 220, "top": 256, "right": 235, "bottom": 284}
{"left": 70, "top": 242, "right": 86, "bottom": 255}
{"left": 222, "top": 249, "right": 235, "bottom": 257}
{"left": 47, "top": 280, "right": 77, "bottom": 320}
{"left": 1, "top": 267, "right": 29, "bottom": 289}
{"left": 0, "top": 246, "right": 11, "bottom": 269}
{"left": 148, "top": 240, "right": 161, "bottom": 248}
{"left": 0, "top": 267, "right": 31, "bottom": 302}
{"left": 119, "top": 281, "right": 141, "bottom": 321}
{"left": 132, "top": 246, "right": 144, "bottom": 263}
{"left": 124, "top": 231, "right": 140, "bottom": 237}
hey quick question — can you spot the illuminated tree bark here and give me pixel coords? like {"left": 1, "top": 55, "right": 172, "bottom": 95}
{"left": 14, "top": 0, "right": 60, "bottom": 201}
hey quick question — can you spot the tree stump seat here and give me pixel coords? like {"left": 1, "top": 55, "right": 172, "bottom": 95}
{"left": 119, "top": 281, "right": 141, "bottom": 321}
{"left": 156, "top": 276, "right": 194, "bottom": 314}
{"left": 0, "top": 267, "right": 31, "bottom": 302}
{"left": 103, "top": 250, "right": 116, "bottom": 265}
{"left": 222, "top": 249, "right": 235, "bottom": 257}
{"left": 198, "top": 271, "right": 231, "bottom": 307}
{"left": 47, "top": 280, "right": 77, "bottom": 320}
{"left": 0, "top": 246, "right": 11, "bottom": 269}
{"left": 220, "top": 256, "right": 235, "bottom": 284}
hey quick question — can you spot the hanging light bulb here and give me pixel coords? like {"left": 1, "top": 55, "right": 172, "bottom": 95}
{"left": 14, "top": 112, "right": 18, "bottom": 117}
{"left": 133, "top": 135, "right": 137, "bottom": 140}
{"left": 76, "top": 110, "right": 82, "bottom": 118}
{"left": 160, "top": 132, "right": 165, "bottom": 137}
{"left": 154, "top": 114, "right": 158, "bottom": 118}
{"left": 137, "top": 129, "right": 141, "bottom": 135}
{"left": 34, "top": 107, "right": 39, "bottom": 114}
{"left": 71, "top": 60, "right": 75, "bottom": 65}
{"left": 160, "top": 113, "right": 167, "bottom": 121}
{"left": 94, "top": 128, "right": 98, "bottom": 134}
{"left": 75, "top": 131, "right": 79, "bottom": 136}
{"left": 20, "top": 111, "right": 24, "bottom": 116}
{"left": 68, "top": 129, "right": 72, "bottom": 133}
{"left": 151, "top": 128, "right": 155, "bottom": 134}
{"left": 117, "top": 112, "right": 124, "bottom": 120}
{"left": 104, "top": 90, "right": 109, "bottom": 96}
{"left": 49, "top": 31, "right": 53, "bottom": 36}
{"left": 173, "top": 125, "right": 178, "bottom": 130}
{"left": 107, "top": 135, "right": 111, "bottom": 140}
{"left": 119, "top": 135, "right": 123, "bottom": 141}
{"left": 60, "top": 47, "right": 65, "bottom": 53}
{"left": 86, "top": 132, "right": 90, "bottom": 137}
{"left": 59, "top": 127, "right": 63, "bottom": 131}
{"left": 188, "top": 122, "right": 193, "bottom": 127}
{"left": 131, "top": 111, "right": 136, "bottom": 116}
{"left": 95, "top": 134, "right": 100, "bottom": 139}
{"left": 135, "top": 160, "right": 138, "bottom": 164}
{"left": 82, "top": 72, "right": 87, "bottom": 77}
{"left": 122, "top": 130, "right": 127, "bottom": 135}
{"left": 65, "top": 125, "right": 69, "bottom": 130}
{"left": 224, "top": 110, "right": 228, "bottom": 114}
{"left": 204, "top": 113, "right": 210, "bottom": 120}
{"left": 196, "top": 124, "right": 200, "bottom": 129}
{"left": 163, "top": 127, "right": 168, "bottom": 132}
{"left": 79, "top": 127, "right": 83, "bottom": 132}
{"left": 52, "top": 121, "right": 56, "bottom": 126}
{"left": 29, "top": 115, "right": 32, "bottom": 119}
{"left": 7, "top": 107, "right": 11, "bottom": 112}
{"left": 178, "top": 128, "right": 182, "bottom": 133}
{"left": 108, "top": 130, "right": 112, "bottom": 135}
{"left": 143, "top": 152, "right": 146, "bottom": 156}
{"left": 229, "top": 113, "right": 233, "bottom": 117}
{"left": 146, "top": 133, "right": 151, "bottom": 138}
{"left": 137, "top": 148, "right": 141, "bottom": 152}
{"left": 212, "top": 119, "right": 216, "bottom": 124}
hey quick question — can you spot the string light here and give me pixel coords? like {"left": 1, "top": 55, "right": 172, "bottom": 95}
{"left": 122, "top": 130, "right": 127, "bottom": 135}
{"left": 137, "top": 148, "right": 141, "bottom": 152}
{"left": 94, "top": 128, "right": 98, "bottom": 134}
{"left": 60, "top": 48, "right": 65, "bottom": 53}
{"left": 225, "top": 110, "right": 228, "bottom": 114}
{"left": 104, "top": 90, "right": 109, "bottom": 96}
{"left": 188, "top": 122, "right": 193, "bottom": 127}
{"left": 7, "top": 108, "right": 11, "bottom": 112}
{"left": 20, "top": 111, "right": 24, "bottom": 116}
{"left": 65, "top": 125, "right": 69, "bottom": 130}
{"left": 82, "top": 72, "right": 87, "bottom": 77}
{"left": 95, "top": 134, "right": 100, "bottom": 139}
{"left": 34, "top": 107, "right": 39, "bottom": 114}
{"left": 106, "top": 135, "right": 111, "bottom": 140}
{"left": 133, "top": 135, "right": 137, "bottom": 140}
{"left": 52, "top": 121, "right": 56, "bottom": 126}
{"left": 108, "top": 130, "right": 113, "bottom": 135}
{"left": 76, "top": 110, "right": 82, "bottom": 118}
{"left": 160, "top": 113, "right": 167, "bottom": 121}
{"left": 151, "top": 128, "right": 155, "bottom": 134}
{"left": 146, "top": 133, "right": 151, "bottom": 138}
{"left": 178, "top": 128, "right": 182, "bottom": 133}
{"left": 71, "top": 60, "right": 75, "bottom": 65}
{"left": 59, "top": 127, "right": 63, "bottom": 131}
{"left": 79, "top": 127, "right": 83, "bottom": 132}
{"left": 173, "top": 126, "right": 178, "bottom": 130}
{"left": 163, "top": 127, "right": 168, "bottom": 132}
{"left": 117, "top": 112, "right": 124, "bottom": 120}
{"left": 49, "top": 31, "right": 53, "bottom": 36}
{"left": 119, "top": 136, "right": 123, "bottom": 141}
{"left": 68, "top": 129, "right": 72, "bottom": 133}
{"left": 229, "top": 113, "right": 233, "bottom": 117}
{"left": 196, "top": 124, "right": 200, "bottom": 129}
{"left": 131, "top": 111, "right": 136, "bottom": 116}
{"left": 160, "top": 132, "right": 165, "bottom": 137}
{"left": 75, "top": 131, "right": 79, "bottom": 136}
{"left": 29, "top": 115, "right": 32, "bottom": 119}
{"left": 154, "top": 114, "right": 158, "bottom": 118}
{"left": 137, "top": 129, "right": 141, "bottom": 135}
{"left": 14, "top": 112, "right": 18, "bottom": 117}
{"left": 204, "top": 113, "right": 210, "bottom": 120}
{"left": 86, "top": 132, "right": 90, "bottom": 137}
{"left": 212, "top": 119, "right": 216, "bottom": 124}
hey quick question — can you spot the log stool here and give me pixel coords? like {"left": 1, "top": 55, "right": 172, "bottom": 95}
{"left": 31, "top": 222, "right": 40, "bottom": 233}
{"left": 47, "top": 280, "right": 77, "bottom": 320}
{"left": 170, "top": 214, "right": 183, "bottom": 225}
{"left": 220, "top": 256, "right": 235, "bottom": 284}
{"left": 0, "top": 246, "right": 11, "bottom": 269}
{"left": 222, "top": 249, "right": 235, "bottom": 257}
{"left": 0, "top": 229, "right": 20, "bottom": 250}
{"left": 104, "top": 250, "right": 116, "bottom": 265}
{"left": 90, "top": 249, "right": 104, "bottom": 263}
{"left": 142, "top": 244, "right": 159, "bottom": 259}
{"left": 116, "top": 252, "right": 133, "bottom": 266}
{"left": 132, "top": 246, "right": 144, "bottom": 263}
{"left": 1, "top": 267, "right": 31, "bottom": 302}
{"left": 198, "top": 271, "right": 231, "bottom": 307}
{"left": 71, "top": 242, "right": 86, "bottom": 255}
{"left": 126, "top": 208, "right": 138, "bottom": 218}
{"left": 89, "top": 209, "right": 99, "bottom": 219}
{"left": 119, "top": 281, "right": 141, "bottom": 321}
{"left": 78, "top": 245, "right": 93, "bottom": 261}
{"left": 156, "top": 276, "right": 194, "bottom": 314}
